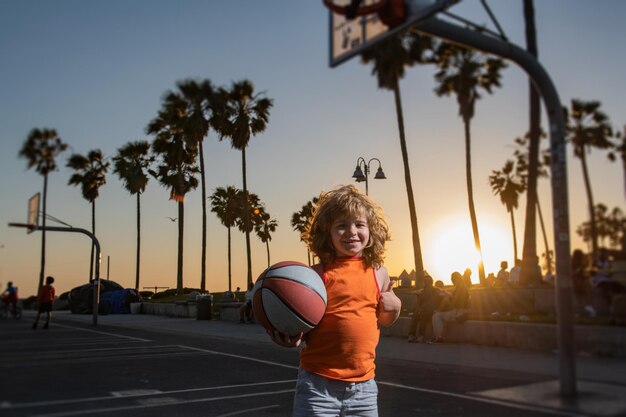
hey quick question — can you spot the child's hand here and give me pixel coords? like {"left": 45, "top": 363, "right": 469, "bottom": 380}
{"left": 267, "top": 329, "right": 304, "bottom": 348}
{"left": 379, "top": 280, "right": 401, "bottom": 312}
{"left": 378, "top": 279, "right": 401, "bottom": 327}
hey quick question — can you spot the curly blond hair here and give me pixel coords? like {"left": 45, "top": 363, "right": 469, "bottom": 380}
{"left": 302, "top": 185, "right": 390, "bottom": 268}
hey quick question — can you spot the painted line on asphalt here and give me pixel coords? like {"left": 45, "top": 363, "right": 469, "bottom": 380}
{"left": 178, "top": 345, "right": 299, "bottom": 370}
{"left": 53, "top": 323, "right": 151, "bottom": 342}
{"left": 216, "top": 404, "right": 280, "bottom": 416}
{"left": 378, "top": 381, "right": 590, "bottom": 417}
{"left": 1, "top": 379, "right": 297, "bottom": 410}
{"left": 31, "top": 389, "right": 296, "bottom": 417}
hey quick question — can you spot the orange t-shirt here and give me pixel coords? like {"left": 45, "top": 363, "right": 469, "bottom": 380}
{"left": 299, "top": 257, "right": 381, "bottom": 382}
{"left": 38, "top": 285, "right": 55, "bottom": 303}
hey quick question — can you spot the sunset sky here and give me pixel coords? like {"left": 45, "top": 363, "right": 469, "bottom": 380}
{"left": 1, "top": 1, "right": 624, "bottom": 298}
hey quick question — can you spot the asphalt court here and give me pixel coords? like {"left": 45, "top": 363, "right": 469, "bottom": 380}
{"left": 3, "top": 314, "right": 625, "bottom": 417}
{"left": 0, "top": 320, "right": 299, "bottom": 416}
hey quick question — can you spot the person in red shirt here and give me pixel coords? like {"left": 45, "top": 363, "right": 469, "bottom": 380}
{"left": 32, "top": 276, "right": 55, "bottom": 330}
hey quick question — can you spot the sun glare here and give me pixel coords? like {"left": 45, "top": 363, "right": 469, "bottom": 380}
{"left": 425, "top": 219, "right": 513, "bottom": 285}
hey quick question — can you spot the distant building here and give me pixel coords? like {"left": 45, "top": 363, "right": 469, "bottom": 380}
{"left": 395, "top": 269, "right": 416, "bottom": 288}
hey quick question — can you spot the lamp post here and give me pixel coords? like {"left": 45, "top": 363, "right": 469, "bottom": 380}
{"left": 352, "top": 157, "right": 386, "bottom": 195}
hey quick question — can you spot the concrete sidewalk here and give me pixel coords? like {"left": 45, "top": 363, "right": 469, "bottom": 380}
{"left": 49, "top": 310, "right": 626, "bottom": 387}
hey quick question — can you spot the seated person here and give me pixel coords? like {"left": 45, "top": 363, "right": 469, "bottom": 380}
{"left": 429, "top": 272, "right": 469, "bottom": 344}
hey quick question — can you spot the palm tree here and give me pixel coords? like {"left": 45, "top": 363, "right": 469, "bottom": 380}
{"left": 614, "top": 126, "right": 626, "bottom": 199}
{"left": 18, "top": 128, "right": 68, "bottom": 291}
{"left": 112, "top": 141, "right": 154, "bottom": 290}
{"left": 209, "top": 186, "right": 242, "bottom": 292}
{"left": 519, "top": 0, "right": 543, "bottom": 286}
{"left": 147, "top": 97, "right": 200, "bottom": 295}
{"left": 254, "top": 208, "right": 279, "bottom": 268}
{"left": 211, "top": 80, "right": 273, "bottom": 286}
{"left": 489, "top": 160, "right": 524, "bottom": 262}
{"left": 291, "top": 197, "right": 319, "bottom": 265}
{"left": 565, "top": 99, "right": 614, "bottom": 260}
{"left": 514, "top": 131, "right": 553, "bottom": 276}
{"left": 67, "top": 149, "right": 110, "bottom": 281}
{"left": 361, "top": 33, "right": 431, "bottom": 286}
{"left": 168, "top": 79, "right": 214, "bottom": 292}
{"left": 433, "top": 42, "right": 506, "bottom": 284}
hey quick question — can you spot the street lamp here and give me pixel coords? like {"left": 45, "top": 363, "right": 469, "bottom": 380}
{"left": 352, "top": 157, "right": 386, "bottom": 195}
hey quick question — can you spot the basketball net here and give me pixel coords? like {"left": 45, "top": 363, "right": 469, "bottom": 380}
{"left": 323, "top": 0, "right": 406, "bottom": 28}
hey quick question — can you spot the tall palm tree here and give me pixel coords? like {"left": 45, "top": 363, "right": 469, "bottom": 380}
{"left": 514, "top": 131, "right": 553, "bottom": 275}
{"left": 519, "top": 0, "right": 543, "bottom": 286}
{"left": 212, "top": 80, "right": 273, "bottom": 286}
{"left": 361, "top": 33, "right": 431, "bottom": 285}
{"left": 209, "top": 186, "right": 242, "bottom": 292}
{"left": 489, "top": 160, "right": 524, "bottom": 262}
{"left": 112, "top": 141, "right": 154, "bottom": 290}
{"left": 614, "top": 126, "right": 626, "bottom": 199}
{"left": 67, "top": 149, "right": 110, "bottom": 281}
{"left": 565, "top": 99, "right": 614, "bottom": 260}
{"left": 18, "top": 128, "right": 68, "bottom": 291}
{"left": 147, "top": 98, "right": 200, "bottom": 295}
{"left": 433, "top": 42, "right": 506, "bottom": 284}
{"left": 254, "top": 208, "right": 279, "bottom": 268}
{"left": 168, "top": 79, "right": 214, "bottom": 292}
{"left": 291, "top": 197, "right": 319, "bottom": 265}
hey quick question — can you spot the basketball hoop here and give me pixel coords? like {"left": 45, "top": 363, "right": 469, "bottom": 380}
{"left": 323, "top": 0, "right": 406, "bottom": 28}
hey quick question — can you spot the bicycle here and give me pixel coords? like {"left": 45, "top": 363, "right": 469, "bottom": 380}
{"left": 0, "top": 299, "right": 22, "bottom": 320}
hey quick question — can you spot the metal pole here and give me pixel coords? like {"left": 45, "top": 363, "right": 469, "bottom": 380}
{"left": 414, "top": 17, "right": 576, "bottom": 396}
{"left": 8, "top": 223, "right": 103, "bottom": 327}
{"left": 106, "top": 255, "right": 110, "bottom": 280}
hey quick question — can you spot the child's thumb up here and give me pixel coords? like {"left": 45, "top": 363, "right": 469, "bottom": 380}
{"left": 383, "top": 280, "right": 397, "bottom": 293}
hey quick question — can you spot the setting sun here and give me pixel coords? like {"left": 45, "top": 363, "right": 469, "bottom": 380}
{"left": 425, "top": 218, "right": 513, "bottom": 284}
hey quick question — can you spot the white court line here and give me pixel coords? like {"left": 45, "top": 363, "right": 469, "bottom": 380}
{"left": 32, "top": 389, "right": 296, "bottom": 417}
{"left": 216, "top": 404, "right": 280, "bottom": 416}
{"left": 53, "top": 323, "right": 151, "bottom": 342}
{"left": 178, "top": 345, "right": 299, "bottom": 370}
{"left": 2, "top": 379, "right": 297, "bottom": 409}
{"left": 377, "top": 381, "right": 590, "bottom": 417}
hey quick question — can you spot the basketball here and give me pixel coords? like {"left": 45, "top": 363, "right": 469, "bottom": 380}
{"left": 252, "top": 261, "right": 327, "bottom": 337}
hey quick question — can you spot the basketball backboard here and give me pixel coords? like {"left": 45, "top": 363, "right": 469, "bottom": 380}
{"left": 328, "top": 0, "right": 460, "bottom": 67}
{"left": 27, "top": 193, "right": 40, "bottom": 233}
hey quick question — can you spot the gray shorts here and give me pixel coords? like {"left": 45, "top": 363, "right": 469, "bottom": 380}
{"left": 293, "top": 368, "right": 378, "bottom": 417}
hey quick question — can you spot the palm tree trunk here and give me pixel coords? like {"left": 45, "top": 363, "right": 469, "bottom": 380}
{"left": 510, "top": 210, "right": 518, "bottom": 262}
{"left": 39, "top": 173, "right": 48, "bottom": 291}
{"left": 463, "top": 118, "right": 486, "bottom": 283}
{"left": 177, "top": 201, "right": 184, "bottom": 295}
{"left": 199, "top": 142, "right": 207, "bottom": 292}
{"left": 90, "top": 201, "right": 96, "bottom": 280}
{"left": 392, "top": 80, "right": 424, "bottom": 284}
{"left": 135, "top": 192, "right": 141, "bottom": 290}
{"left": 266, "top": 241, "right": 271, "bottom": 268}
{"left": 580, "top": 151, "right": 598, "bottom": 259}
{"left": 227, "top": 226, "right": 232, "bottom": 293}
{"left": 241, "top": 148, "right": 252, "bottom": 287}
{"left": 536, "top": 198, "right": 552, "bottom": 275}
{"left": 520, "top": 0, "right": 541, "bottom": 286}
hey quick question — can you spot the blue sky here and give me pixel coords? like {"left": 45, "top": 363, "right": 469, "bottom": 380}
{"left": 1, "top": 0, "right": 624, "bottom": 297}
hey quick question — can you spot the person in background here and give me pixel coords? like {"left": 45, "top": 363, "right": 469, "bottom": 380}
{"left": 462, "top": 268, "right": 473, "bottom": 288}
{"left": 407, "top": 274, "right": 442, "bottom": 343}
{"left": 571, "top": 249, "right": 596, "bottom": 317}
{"left": 496, "top": 261, "right": 510, "bottom": 286}
{"left": 239, "top": 282, "right": 254, "bottom": 324}
{"left": 33, "top": 276, "right": 55, "bottom": 329}
{"left": 429, "top": 271, "right": 470, "bottom": 344}
{"left": 1, "top": 281, "right": 18, "bottom": 317}
{"left": 509, "top": 259, "right": 522, "bottom": 286}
